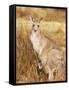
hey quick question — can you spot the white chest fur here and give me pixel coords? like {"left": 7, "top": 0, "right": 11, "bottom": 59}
{"left": 30, "top": 31, "right": 41, "bottom": 53}
{"left": 30, "top": 31, "right": 47, "bottom": 55}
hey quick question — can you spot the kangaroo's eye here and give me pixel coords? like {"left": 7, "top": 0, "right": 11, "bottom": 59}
{"left": 33, "top": 24, "right": 35, "bottom": 27}
{"left": 37, "top": 25, "right": 39, "bottom": 27}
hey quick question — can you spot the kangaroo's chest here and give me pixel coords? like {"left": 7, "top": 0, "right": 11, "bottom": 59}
{"left": 30, "top": 33, "right": 41, "bottom": 53}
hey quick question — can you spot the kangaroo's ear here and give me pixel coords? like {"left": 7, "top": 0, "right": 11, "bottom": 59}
{"left": 29, "top": 16, "right": 35, "bottom": 22}
{"left": 39, "top": 17, "right": 43, "bottom": 23}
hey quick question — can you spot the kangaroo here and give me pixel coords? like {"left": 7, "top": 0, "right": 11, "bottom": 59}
{"left": 30, "top": 17, "right": 65, "bottom": 81}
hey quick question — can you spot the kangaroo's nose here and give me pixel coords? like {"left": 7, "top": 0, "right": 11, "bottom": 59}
{"left": 34, "top": 29, "right": 38, "bottom": 32}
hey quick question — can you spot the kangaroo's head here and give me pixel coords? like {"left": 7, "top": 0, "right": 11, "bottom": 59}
{"left": 30, "top": 17, "right": 43, "bottom": 32}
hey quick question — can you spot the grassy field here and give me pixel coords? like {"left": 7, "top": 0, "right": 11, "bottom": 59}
{"left": 16, "top": 7, "right": 66, "bottom": 83}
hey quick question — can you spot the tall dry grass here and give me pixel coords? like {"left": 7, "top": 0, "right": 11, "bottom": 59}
{"left": 16, "top": 7, "right": 66, "bottom": 83}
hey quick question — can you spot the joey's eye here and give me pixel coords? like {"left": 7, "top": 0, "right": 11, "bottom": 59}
{"left": 37, "top": 25, "right": 39, "bottom": 27}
